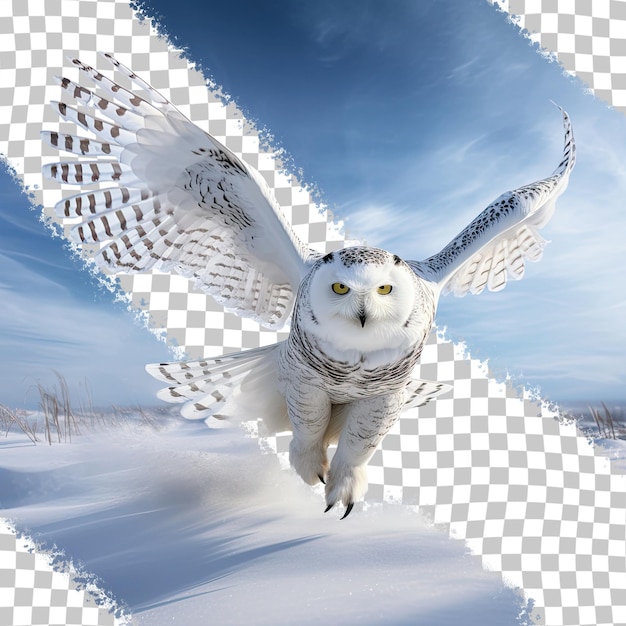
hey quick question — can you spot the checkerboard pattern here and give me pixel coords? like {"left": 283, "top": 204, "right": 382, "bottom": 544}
{"left": 254, "top": 331, "right": 626, "bottom": 626}
{"left": 490, "top": 0, "right": 626, "bottom": 113}
{"left": 0, "top": 1, "right": 625, "bottom": 625}
{"left": 0, "top": 520, "right": 124, "bottom": 626}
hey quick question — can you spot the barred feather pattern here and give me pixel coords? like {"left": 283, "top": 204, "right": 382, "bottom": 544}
{"left": 145, "top": 344, "right": 283, "bottom": 420}
{"left": 42, "top": 55, "right": 319, "bottom": 328}
{"left": 410, "top": 106, "right": 575, "bottom": 296}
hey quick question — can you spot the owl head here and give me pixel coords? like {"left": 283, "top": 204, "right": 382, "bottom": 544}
{"left": 301, "top": 247, "right": 433, "bottom": 355}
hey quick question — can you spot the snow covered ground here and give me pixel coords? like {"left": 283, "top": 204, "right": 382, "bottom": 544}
{"left": 0, "top": 412, "right": 555, "bottom": 626}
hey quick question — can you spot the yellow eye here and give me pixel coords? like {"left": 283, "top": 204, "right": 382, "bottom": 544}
{"left": 377, "top": 285, "right": 393, "bottom": 295}
{"left": 332, "top": 282, "right": 350, "bottom": 295}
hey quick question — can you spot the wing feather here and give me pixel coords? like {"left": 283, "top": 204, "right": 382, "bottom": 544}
{"left": 42, "top": 55, "right": 320, "bottom": 328}
{"left": 409, "top": 107, "right": 575, "bottom": 296}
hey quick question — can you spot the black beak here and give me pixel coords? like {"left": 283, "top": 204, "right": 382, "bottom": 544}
{"left": 358, "top": 311, "right": 367, "bottom": 328}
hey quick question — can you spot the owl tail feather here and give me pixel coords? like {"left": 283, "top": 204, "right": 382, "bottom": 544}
{"left": 146, "top": 342, "right": 291, "bottom": 434}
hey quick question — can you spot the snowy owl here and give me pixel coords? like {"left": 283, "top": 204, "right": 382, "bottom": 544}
{"left": 42, "top": 55, "right": 575, "bottom": 518}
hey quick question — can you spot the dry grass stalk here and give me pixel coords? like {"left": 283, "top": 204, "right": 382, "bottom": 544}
{"left": 588, "top": 402, "right": 625, "bottom": 440}
{"left": 5, "top": 372, "right": 163, "bottom": 445}
{"left": 0, "top": 403, "right": 38, "bottom": 444}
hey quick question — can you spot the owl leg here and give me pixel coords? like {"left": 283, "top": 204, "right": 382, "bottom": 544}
{"left": 286, "top": 384, "right": 332, "bottom": 486}
{"left": 325, "top": 391, "right": 405, "bottom": 518}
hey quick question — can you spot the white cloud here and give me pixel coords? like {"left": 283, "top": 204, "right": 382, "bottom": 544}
{"left": 0, "top": 253, "right": 172, "bottom": 409}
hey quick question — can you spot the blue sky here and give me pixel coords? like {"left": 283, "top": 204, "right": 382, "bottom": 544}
{"left": 1, "top": 0, "right": 625, "bottom": 409}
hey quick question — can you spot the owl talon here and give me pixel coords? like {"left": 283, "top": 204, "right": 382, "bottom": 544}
{"left": 318, "top": 474, "right": 326, "bottom": 485}
{"left": 324, "top": 463, "right": 368, "bottom": 514}
{"left": 323, "top": 502, "right": 354, "bottom": 518}
{"left": 340, "top": 503, "right": 354, "bottom": 520}
{"left": 289, "top": 439, "right": 329, "bottom": 486}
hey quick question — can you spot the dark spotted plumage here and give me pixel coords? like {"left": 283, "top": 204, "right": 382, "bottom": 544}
{"left": 336, "top": 246, "right": 390, "bottom": 267}
{"left": 411, "top": 105, "right": 575, "bottom": 296}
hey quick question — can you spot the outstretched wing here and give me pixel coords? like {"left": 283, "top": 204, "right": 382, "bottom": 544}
{"left": 42, "top": 54, "right": 321, "bottom": 328}
{"left": 408, "top": 107, "right": 575, "bottom": 296}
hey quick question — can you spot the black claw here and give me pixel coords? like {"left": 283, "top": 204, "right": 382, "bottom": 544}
{"left": 324, "top": 504, "right": 334, "bottom": 513}
{"left": 318, "top": 474, "right": 326, "bottom": 485}
{"left": 340, "top": 503, "right": 354, "bottom": 520}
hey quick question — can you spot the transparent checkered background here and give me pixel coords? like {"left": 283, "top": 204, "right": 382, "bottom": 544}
{"left": 0, "top": 520, "right": 124, "bottom": 626}
{"left": 490, "top": 0, "right": 626, "bottom": 112}
{"left": 1, "top": 1, "right": 625, "bottom": 625}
